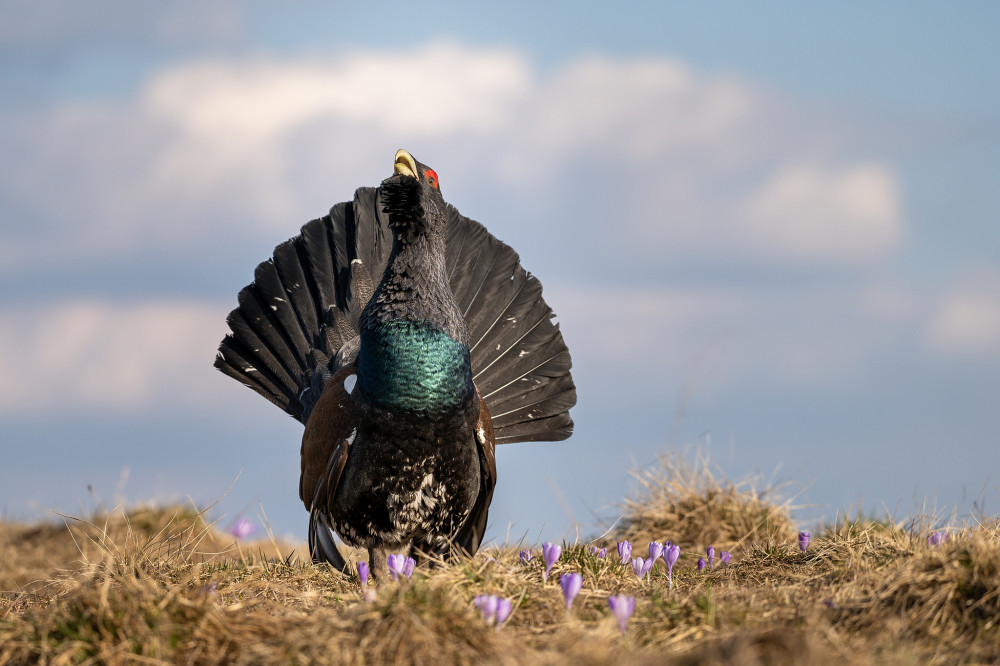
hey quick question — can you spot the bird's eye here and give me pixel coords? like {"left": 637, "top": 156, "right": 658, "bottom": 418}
{"left": 424, "top": 169, "right": 439, "bottom": 189}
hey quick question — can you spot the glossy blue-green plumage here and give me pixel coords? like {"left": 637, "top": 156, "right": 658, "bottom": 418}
{"left": 357, "top": 320, "right": 474, "bottom": 415}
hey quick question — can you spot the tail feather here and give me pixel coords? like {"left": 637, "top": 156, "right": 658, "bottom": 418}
{"left": 300, "top": 208, "right": 339, "bottom": 314}
{"left": 495, "top": 411, "right": 574, "bottom": 443}
{"left": 222, "top": 309, "right": 297, "bottom": 390}
{"left": 349, "top": 189, "right": 392, "bottom": 278}
{"left": 235, "top": 282, "right": 304, "bottom": 380}
{"left": 216, "top": 187, "right": 575, "bottom": 440}
{"left": 215, "top": 336, "right": 293, "bottom": 413}
{"left": 443, "top": 205, "right": 576, "bottom": 444}
{"left": 273, "top": 238, "right": 321, "bottom": 341}
{"left": 252, "top": 259, "right": 312, "bottom": 366}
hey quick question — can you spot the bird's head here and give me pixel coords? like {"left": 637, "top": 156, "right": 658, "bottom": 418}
{"left": 380, "top": 149, "right": 446, "bottom": 241}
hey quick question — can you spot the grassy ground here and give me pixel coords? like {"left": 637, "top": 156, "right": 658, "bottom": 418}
{"left": 2, "top": 453, "right": 998, "bottom": 665}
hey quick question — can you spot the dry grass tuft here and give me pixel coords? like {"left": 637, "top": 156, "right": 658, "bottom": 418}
{"left": 2, "top": 456, "right": 999, "bottom": 665}
{"left": 615, "top": 449, "right": 796, "bottom": 554}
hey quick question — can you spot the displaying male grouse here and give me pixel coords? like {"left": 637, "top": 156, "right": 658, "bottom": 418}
{"left": 215, "top": 150, "right": 575, "bottom": 579}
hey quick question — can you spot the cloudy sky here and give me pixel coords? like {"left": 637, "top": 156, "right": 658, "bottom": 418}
{"left": 2, "top": 1, "right": 998, "bottom": 544}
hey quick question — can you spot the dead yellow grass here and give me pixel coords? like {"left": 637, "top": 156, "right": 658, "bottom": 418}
{"left": 615, "top": 450, "right": 797, "bottom": 552}
{"left": 1, "top": 455, "right": 997, "bottom": 665}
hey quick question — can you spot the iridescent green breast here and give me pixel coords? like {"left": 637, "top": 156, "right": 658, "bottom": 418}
{"left": 357, "top": 320, "right": 474, "bottom": 415}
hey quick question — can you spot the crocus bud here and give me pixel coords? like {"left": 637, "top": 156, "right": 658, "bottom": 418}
{"left": 665, "top": 544, "right": 681, "bottom": 589}
{"left": 542, "top": 542, "right": 561, "bottom": 583}
{"left": 495, "top": 597, "right": 513, "bottom": 627}
{"left": 357, "top": 561, "right": 369, "bottom": 589}
{"left": 560, "top": 573, "right": 583, "bottom": 609}
{"left": 608, "top": 594, "right": 636, "bottom": 634}
{"left": 617, "top": 540, "right": 632, "bottom": 565}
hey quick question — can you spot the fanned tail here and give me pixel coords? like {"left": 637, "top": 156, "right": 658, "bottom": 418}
{"left": 215, "top": 188, "right": 387, "bottom": 423}
{"left": 216, "top": 188, "right": 575, "bottom": 441}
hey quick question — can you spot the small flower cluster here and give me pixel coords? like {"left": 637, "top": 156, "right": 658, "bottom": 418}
{"left": 618, "top": 539, "right": 682, "bottom": 587}
{"left": 387, "top": 554, "right": 416, "bottom": 581}
{"left": 513, "top": 541, "right": 638, "bottom": 633}
{"left": 927, "top": 530, "right": 948, "bottom": 546}
{"left": 474, "top": 594, "right": 513, "bottom": 629}
{"left": 696, "top": 546, "right": 732, "bottom": 570}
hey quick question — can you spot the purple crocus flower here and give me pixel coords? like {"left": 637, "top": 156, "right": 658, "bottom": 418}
{"left": 648, "top": 541, "right": 664, "bottom": 564}
{"left": 560, "top": 573, "right": 583, "bottom": 609}
{"left": 387, "top": 553, "right": 407, "bottom": 581}
{"left": 474, "top": 594, "right": 512, "bottom": 629}
{"left": 607, "top": 594, "right": 636, "bottom": 634}
{"left": 474, "top": 594, "right": 498, "bottom": 622}
{"left": 617, "top": 540, "right": 632, "bottom": 564}
{"left": 706, "top": 546, "right": 715, "bottom": 568}
{"left": 542, "top": 542, "right": 561, "bottom": 583}
{"left": 596, "top": 547, "right": 607, "bottom": 559}
{"left": 495, "top": 597, "right": 513, "bottom": 626}
{"left": 665, "top": 544, "right": 680, "bottom": 588}
{"left": 227, "top": 518, "right": 257, "bottom": 541}
{"left": 720, "top": 551, "right": 732, "bottom": 565}
{"left": 519, "top": 549, "right": 533, "bottom": 564}
{"left": 697, "top": 557, "right": 706, "bottom": 571}
{"left": 927, "top": 531, "right": 948, "bottom": 546}
{"left": 402, "top": 556, "right": 416, "bottom": 578}
{"left": 799, "top": 531, "right": 811, "bottom": 552}
{"left": 630, "top": 556, "right": 645, "bottom": 578}
{"left": 357, "top": 561, "right": 369, "bottom": 589}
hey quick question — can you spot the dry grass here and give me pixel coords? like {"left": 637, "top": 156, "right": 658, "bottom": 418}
{"left": 1, "top": 454, "right": 998, "bottom": 665}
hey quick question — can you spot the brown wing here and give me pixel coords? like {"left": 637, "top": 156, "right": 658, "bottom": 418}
{"left": 454, "top": 386, "right": 497, "bottom": 556}
{"left": 301, "top": 364, "right": 356, "bottom": 569}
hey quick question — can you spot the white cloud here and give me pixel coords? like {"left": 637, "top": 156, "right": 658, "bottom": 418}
{"left": 144, "top": 44, "right": 531, "bottom": 191}
{"left": 146, "top": 44, "right": 530, "bottom": 141}
{"left": 927, "top": 272, "right": 1000, "bottom": 357}
{"left": 0, "top": 43, "right": 906, "bottom": 275}
{"left": 736, "top": 162, "right": 903, "bottom": 262}
{"left": 0, "top": 300, "right": 232, "bottom": 415}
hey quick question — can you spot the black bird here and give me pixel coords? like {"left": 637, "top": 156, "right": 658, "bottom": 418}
{"left": 215, "top": 149, "right": 575, "bottom": 579}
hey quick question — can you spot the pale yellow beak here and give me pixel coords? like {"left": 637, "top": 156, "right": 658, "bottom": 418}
{"left": 393, "top": 149, "right": 418, "bottom": 179}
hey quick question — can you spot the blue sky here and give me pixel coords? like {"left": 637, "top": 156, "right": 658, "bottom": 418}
{"left": 2, "top": 1, "right": 998, "bottom": 544}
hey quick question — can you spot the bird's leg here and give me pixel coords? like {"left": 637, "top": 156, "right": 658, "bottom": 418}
{"left": 368, "top": 546, "right": 388, "bottom": 581}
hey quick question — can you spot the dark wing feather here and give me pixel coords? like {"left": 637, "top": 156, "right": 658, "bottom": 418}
{"left": 454, "top": 388, "right": 497, "bottom": 555}
{"left": 301, "top": 364, "right": 356, "bottom": 570}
